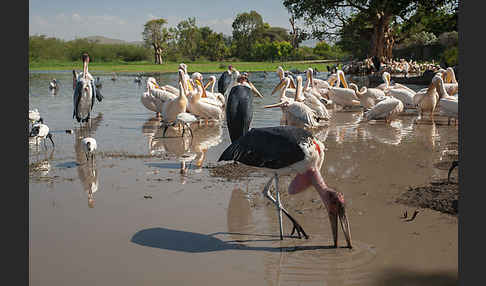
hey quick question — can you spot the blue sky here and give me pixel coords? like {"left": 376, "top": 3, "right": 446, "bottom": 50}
{"left": 29, "top": 0, "right": 304, "bottom": 42}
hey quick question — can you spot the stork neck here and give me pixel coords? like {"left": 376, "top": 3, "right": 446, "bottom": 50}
{"left": 308, "top": 167, "right": 334, "bottom": 209}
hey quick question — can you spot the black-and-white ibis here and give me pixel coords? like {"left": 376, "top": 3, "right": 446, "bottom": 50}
{"left": 29, "top": 118, "right": 55, "bottom": 148}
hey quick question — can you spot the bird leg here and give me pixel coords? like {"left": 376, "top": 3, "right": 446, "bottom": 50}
{"left": 262, "top": 176, "right": 309, "bottom": 239}
{"left": 275, "top": 174, "right": 284, "bottom": 240}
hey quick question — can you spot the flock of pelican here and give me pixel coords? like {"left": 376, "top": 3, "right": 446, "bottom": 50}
{"left": 141, "top": 63, "right": 263, "bottom": 135}
{"left": 138, "top": 62, "right": 459, "bottom": 141}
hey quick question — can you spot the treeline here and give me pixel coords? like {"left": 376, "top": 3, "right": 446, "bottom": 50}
{"left": 29, "top": 35, "right": 151, "bottom": 63}
{"left": 29, "top": 11, "right": 349, "bottom": 64}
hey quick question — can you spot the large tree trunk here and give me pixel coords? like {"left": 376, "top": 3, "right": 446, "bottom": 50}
{"left": 152, "top": 44, "right": 164, "bottom": 64}
{"left": 369, "top": 13, "right": 392, "bottom": 60}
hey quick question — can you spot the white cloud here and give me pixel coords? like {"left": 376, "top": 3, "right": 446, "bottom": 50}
{"left": 29, "top": 13, "right": 139, "bottom": 41}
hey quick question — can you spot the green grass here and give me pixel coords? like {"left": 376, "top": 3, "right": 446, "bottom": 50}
{"left": 29, "top": 60, "right": 342, "bottom": 73}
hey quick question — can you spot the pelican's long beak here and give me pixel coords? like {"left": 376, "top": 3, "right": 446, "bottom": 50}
{"left": 289, "top": 76, "right": 296, "bottom": 89}
{"left": 339, "top": 71, "right": 348, "bottom": 89}
{"left": 204, "top": 79, "right": 212, "bottom": 90}
{"left": 446, "top": 71, "right": 452, "bottom": 83}
{"left": 263, "top": 101, "right": 286, "bottom": 109}
{"left": 271, "top": 79, "right": 286, "bottom": 95}
{"left": 248, "top": 81, "right": 264, "bottom": 98}
{"left": 195, "top": 80, "right": 207, "bottom": 98}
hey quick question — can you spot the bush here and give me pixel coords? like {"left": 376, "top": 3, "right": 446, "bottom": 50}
{"left": 442, "top": 46, "right": 458, "bottom": 67}
{"left": 438, "top": 31, "right": 458, "bottom": 48}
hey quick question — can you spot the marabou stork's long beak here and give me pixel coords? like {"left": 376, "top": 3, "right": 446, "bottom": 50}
{"left": 248, "top": 81, "right": 264, "bottom": 98}
{"left": 83, "top": 56, "right": 89, "bottom": 80}
{"left": 327, "top": 204, "right": 352, "bottom": 248}
{"left": 271, "top": 79, "right": 286, "bottom": 95}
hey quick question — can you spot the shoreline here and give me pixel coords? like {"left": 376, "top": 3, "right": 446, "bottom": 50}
{"left": 29, "top": 59, "right": 341, "bottom": 74}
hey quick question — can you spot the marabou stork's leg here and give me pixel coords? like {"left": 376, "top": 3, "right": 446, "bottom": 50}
{"left": 275, "top": 174, "right": 284, "bottom": 240}
{"left": 262, "top": 176, "right": 308, "bottom": 239}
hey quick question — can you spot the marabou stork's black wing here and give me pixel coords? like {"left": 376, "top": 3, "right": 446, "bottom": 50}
{"left": 225, "top": 85, "right": 253, "bottom": 143}
{"left": 92, "top": 80, "right": 103, "bottom": 103}
{"left": 218, "top": 126, "right": 313, "bottom": 169}
{"left": 218, "top": 71, "right": 232, "bottom": 94}
{"left": 73, "top": 80, "right": 82, "bottom": 121}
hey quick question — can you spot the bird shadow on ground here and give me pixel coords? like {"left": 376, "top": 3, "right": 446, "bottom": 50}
{"left": 131, "top": 227, "right": 342, "bottom": 253}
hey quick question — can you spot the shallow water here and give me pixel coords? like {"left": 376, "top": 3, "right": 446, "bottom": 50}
{"left": 29, "top": 71, "right": 458, "bottom": 285}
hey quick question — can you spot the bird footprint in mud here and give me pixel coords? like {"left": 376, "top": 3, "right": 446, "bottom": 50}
{"left": 401, "top": 209, "right": 420, "bottom": 222}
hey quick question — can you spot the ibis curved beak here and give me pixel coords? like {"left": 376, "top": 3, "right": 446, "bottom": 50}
{"left": 248, "top": 81, "right": 264, "bottom": 98}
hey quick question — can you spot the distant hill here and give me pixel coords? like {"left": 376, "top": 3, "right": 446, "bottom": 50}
{"left": 82, "top": 36, "right": 144, "bottom": 46}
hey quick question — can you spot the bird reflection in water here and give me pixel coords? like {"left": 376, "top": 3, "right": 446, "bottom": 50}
{"left": 74, "top": 113, "right": 103, "bottom": 208}
{"left": 144, "top": 117, "right": 223, "bottom": 177}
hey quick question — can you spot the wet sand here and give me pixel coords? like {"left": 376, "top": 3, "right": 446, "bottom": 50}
{"left": 29, "top": 71, "right": 457, "bottom": 285}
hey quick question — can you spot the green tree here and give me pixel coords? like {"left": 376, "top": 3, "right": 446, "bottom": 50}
{"left": 142, "top": 18, "right": 173, "bottom": 64}
{"left": 176, "top": 17, "right": 200, "bottom": 61}
{"left": 283, "top": 0, "right": 456, "bottom": 59}
{"left": 232, "top": 10, "right": 265, "bottom": 59}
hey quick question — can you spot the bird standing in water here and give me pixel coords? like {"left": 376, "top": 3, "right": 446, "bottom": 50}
{"left": 219, "top": 125, "right": 352, "bottom": 248}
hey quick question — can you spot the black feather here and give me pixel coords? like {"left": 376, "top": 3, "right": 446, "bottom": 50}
{"left": 218, "top": 71, "right": 232, "bottom": 94}
{"left": 226, "top": 85, "right": 254, "bottom": 143}
{"left": 219, "top": 126, "right": 314, "bottom": 169}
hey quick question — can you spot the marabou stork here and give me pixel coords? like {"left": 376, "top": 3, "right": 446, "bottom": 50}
{"left": 218, "top": 125, "right": 352, "bottom": 248}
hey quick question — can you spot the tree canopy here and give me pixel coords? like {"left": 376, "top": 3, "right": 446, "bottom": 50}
{"left": 142, "top": 18, "right": 173, "bottom": 64}
{"left": 283, "top": 0, "right": 456, "bottom": 59}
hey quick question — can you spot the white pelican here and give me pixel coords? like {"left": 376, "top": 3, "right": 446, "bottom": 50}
{"left": 295, "top": 75, "right": 330, "bottom": 121}
{"left": 439, "top": 67, "right": 459, "bottom": 96}
{"left": 327, "top": 70, "right": 361, "bottom": 109}
{"left": 81, "top": 137, "right": 97, "bottom": 161}
{"left": 439, "top": 96, "right": 458, "bottom": 125}
{"left": 191, "top": 73, "right": 226, "bottom": 106}
{"left": 204, "top": 75, "right": 226, "bottom": 105}
{"left": 349, "top": 83, "right": 386, "bottom": 110}
{"left": 383, "top": 83, "right": 416, "bottom": 109}
{"left": 304, "top": 68, "right": 337, "bottom": 101}
{"left": 29, "top": 118, "right": 55, "bottom": 148}
{"left": 276, "top": 66, "right": 296, "bottom": 90}
{"left": 363, "top": 96, "right": 404, "bottom": 123}
{"left": 264, "top": 77, "right": 323, "bottom": 129}
{"left": 142, "top": 77, "right": 177, "bottom": 117}
{"left": 376, "top": 72, "right": 416, "bottom": 94}
{"left": 188, "top": 79, "right": 224, "bottom": 123}
{"left": 161, "top": 70, "right": 189, "bottom": 123}
{"left": 413, "top": 74, "right": 442, "bottom": 120}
